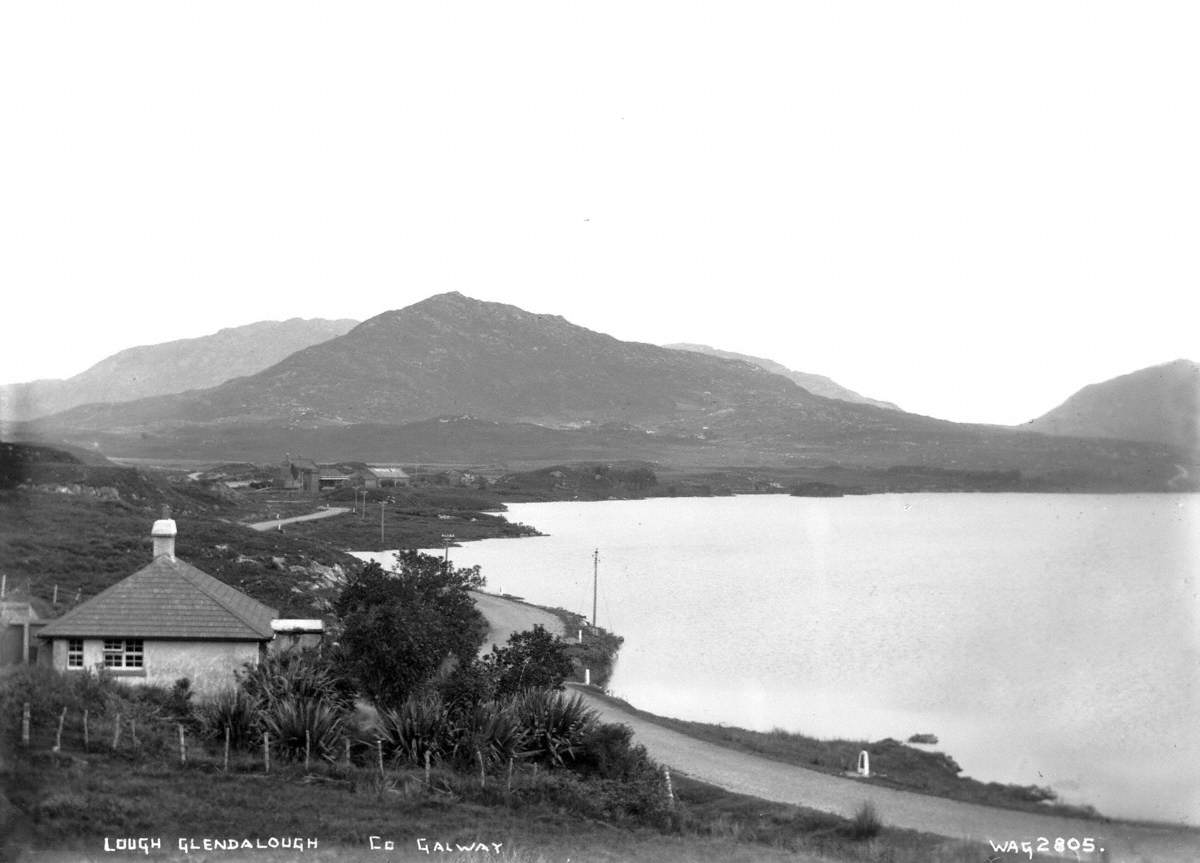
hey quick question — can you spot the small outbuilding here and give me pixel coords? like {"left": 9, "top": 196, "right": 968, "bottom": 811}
{"left": 37, "top": 518, "right": 279, "bottom": 696}
{"left": 358, "top": 465, "right": 411, "bottom": 488}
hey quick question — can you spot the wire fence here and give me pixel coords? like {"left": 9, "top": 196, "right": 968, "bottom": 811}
{"left": 8, "top": 701, "right": 395, "bottom": 778}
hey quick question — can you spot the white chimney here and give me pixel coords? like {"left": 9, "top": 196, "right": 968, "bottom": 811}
{"left": 152, "top": 518, "right": 177, "bottom": 560}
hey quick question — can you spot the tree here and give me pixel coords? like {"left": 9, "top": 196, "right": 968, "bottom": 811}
{"left": 491, "top": 624, "right": 574, "bottom": 698}
{"left": 333, "top": 552, "right": 487, "bottom": 708}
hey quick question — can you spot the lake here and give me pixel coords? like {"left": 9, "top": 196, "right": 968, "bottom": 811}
{"left": 357, "top": 493, "right": 1199, "bottom": 825}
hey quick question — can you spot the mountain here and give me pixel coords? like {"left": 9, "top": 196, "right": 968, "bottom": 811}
{"left": 13, "top": 294, "right": 1194, "bottom": 490}
{"left": 664, "top": 343, "right": 900, "bottom": 411}
{"left": 0, "top": 317, "right": 358, "bottom": 421}
{"left": 1022, "top": 360, "right": 1199, "bottom": 453}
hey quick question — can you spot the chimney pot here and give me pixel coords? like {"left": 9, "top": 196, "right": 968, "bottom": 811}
{"left": 151, "top": 518, "right": 177, "bottom": 560}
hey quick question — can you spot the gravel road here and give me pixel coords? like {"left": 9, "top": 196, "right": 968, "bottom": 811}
{"left": 245, "top": 507, "right": 351, "bottom": 531}
{"left": 567, "top": 686, "right": 1200, "bottom": 862}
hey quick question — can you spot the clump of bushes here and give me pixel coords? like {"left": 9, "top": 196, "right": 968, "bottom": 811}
{"left": 843, "top": 800, "right": 883, "bottom": 840}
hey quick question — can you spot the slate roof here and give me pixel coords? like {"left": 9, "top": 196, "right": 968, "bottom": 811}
{"left": 38, "top": 556, "right": 278, "bottom": 641}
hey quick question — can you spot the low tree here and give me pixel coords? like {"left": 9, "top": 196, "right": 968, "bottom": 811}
{"left": 333, "top": 552, "right": 488, "bottom": 708}
{"left": 491, "top": 624, "right": 574, "bottom": 698}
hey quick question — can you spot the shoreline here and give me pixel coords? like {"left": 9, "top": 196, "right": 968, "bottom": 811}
{"left": 469, "top": 587, "right": 1197, "bottom": 837}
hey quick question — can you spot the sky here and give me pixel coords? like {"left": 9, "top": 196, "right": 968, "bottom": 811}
{"left": 1, "top": 2, "right": 1196, "bottom": 425}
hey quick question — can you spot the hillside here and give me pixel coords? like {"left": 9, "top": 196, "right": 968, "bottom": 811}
{"left": 0, "top": 317, "right": 357, "bottom": 421}
{"left": 0, "top": 443, "right": 358, "bottom": 617}
{"left": 1023, "top": 359, "right": 1199, "bottom": 453}
{"left": 13, "top": 294, "right": 1196, "bottom": 491}
{"left": 665, "top": 343, "right": 900, "bottom": 411}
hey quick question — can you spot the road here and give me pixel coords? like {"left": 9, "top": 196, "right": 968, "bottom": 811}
{"left": 469, "top": 592, "right": 1199, "bottom": 862}
{"left": 469, "top": 590, "right": 565, "bottom": 654}
{"left": 568, "top": 686, "right": 1200, "bottom": 862}
{"left": 245, "top": 507, "right": 351, "bottom": 531}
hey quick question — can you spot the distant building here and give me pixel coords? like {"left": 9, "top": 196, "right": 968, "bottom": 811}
{"left": 358, "top": 465, "right": 411, "bottom": 488}
{"left": 1, "top": 591, "right": 50, "bottom": 666}
{"left": 278, "top": 457, "right": 320, "bottom": 493}
{"left": 37, "top": 518, "right": 281, "bottom": 695}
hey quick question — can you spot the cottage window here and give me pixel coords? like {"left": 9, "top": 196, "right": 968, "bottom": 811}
{"left": 67, "top": 639, "right": 84, "bottom": 668}
{"left": 102, "top": 639, "right": 144, "bottom": 668}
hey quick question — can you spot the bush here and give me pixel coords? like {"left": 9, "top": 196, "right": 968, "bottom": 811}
{"left": 238, "top": 649, "right": 354, "bottom": 714}
{"left": 449, "top": 700, "right": 527, "bottom": 771}
{"left": 197, "top": 687, "right": 259, "bottom": 750}
{"left": 511, "top": 689, "right": 596, "bottom": 767}
{"left": 374, "top": 692, "right": 450, "bottom": 766}
{"left": 843, "top": 800, "right": 883, "bottom": 839}
{"left": 259, "top": 695, "right": 346, "bottom": 762}
{"left": 571, "top": 722, "right": 657, "bottom": 780}
{"left": 491, "top": 625, "right": 574, "bottom": 697}
{"left": 0, "top": 665, "right": 139, "bottom": 734}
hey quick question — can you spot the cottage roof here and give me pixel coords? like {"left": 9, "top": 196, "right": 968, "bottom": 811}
{"left": 289, "top": 458, "right": 319, "bottom": 471}
{"left": 318, "top": 466, "right": 352, "bottom": 480}
{"left": 38, "top": 556, "right": 278, "bottom": 641}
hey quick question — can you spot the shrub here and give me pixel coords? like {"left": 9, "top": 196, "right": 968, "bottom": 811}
{"left": 449, "top": 700, "right": 527, "bottom": 771}
{"left": 374, "top": 692, "right": 450, "bottom": 766}
{"left": 843, "top": 800, "right": 883, "bottom": 840}
{"left": 238, "top": 649, "right": 353, "bottom": 713}
{"left": 491, "top": 625, "right": 574, "bottom": 697}
{"left": 511, "top": 689, "right": 596, "bottom": 767}
{"left": 197, "top": 687, "right": 259, "bottom": 750}
{"left": 437, "top": 657, "right": 498, "bottom": 716}
{"left": 571, "top": 721, "right": 657, "bottom": 780}
{"left": 259, "top": 695, "right": 346, "bottom": 762}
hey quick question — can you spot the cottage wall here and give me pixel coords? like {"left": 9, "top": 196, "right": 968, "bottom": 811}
{"left": 50, "top": 638, "right": 263, "bottom": 696}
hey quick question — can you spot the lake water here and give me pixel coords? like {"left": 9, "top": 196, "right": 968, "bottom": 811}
{"left": 357, "top": 493, "right": 1200, "bottom": 825}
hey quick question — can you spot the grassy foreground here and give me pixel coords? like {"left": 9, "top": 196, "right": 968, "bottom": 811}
{"left": 3, "top": 746, "right": 1009, "bottom": 863}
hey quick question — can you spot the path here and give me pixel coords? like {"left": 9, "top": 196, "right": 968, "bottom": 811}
{"left": 469, "top": 590, "right": 565, "bottom": 655}
{"left": 245, "top": 507, "right": 351, "bottom": 531}
{"left": 567, "top": 685, "right": 1199, "bottom": 862}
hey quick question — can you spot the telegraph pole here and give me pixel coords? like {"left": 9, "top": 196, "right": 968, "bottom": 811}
{"left": 592, "top": 548, "right": 599, "bottom": 627}
{"left": 379, "top": 501, "right": 385, "bottom": 544}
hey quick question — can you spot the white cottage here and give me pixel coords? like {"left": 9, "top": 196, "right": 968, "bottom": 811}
{"left": 37, "top": 518, "right": 279, "bottom": 696}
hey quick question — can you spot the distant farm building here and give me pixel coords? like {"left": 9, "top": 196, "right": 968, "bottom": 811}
{"left": 317, "top": 465, "right": 354, "bottom": 490}
{"left": 1, "top": 591, "right": 50, "bottom": 666}
{"left": 357, "top": 465, "right": 411, "bottom": 488}
{"left": 278, "top": 457, "right": 320, "bottom": 493}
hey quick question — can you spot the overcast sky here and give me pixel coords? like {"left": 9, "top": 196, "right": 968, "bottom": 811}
{"left": 2, "top": 2, "right": 1196, "bottom": 425}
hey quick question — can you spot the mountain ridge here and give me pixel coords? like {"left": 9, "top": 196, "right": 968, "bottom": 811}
{"left": 664, "top": 343, "right": 900, "bottom": 411}
{"left": 12, "top": 293, "right": 1194, "bottom": 491}
{"left": 1022, "top": 359, "right": 1199, "bottom": 453}
{"left": 0, "top": 317, "right": 358, "bottom": 422}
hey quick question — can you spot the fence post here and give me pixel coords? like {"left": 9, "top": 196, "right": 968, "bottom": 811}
{"left": 53, "top": 707, "right": 67, "bottom": 753}
{"left": 21, "top": 703, "right": 30, "bottom": 747}
{"left": 224, "top": 727, "right": 230, "bottom": 773}
{"left": 376, "top": 739, "right": 384, "bottom": 778}
{"left": 178, "top": 724, "right": 187, "bottom": 764}
{"left": 663, "top": 766, "right": 675, "bottom": 808}
{"left": 424, "top": 749, "right": 431, "bottom": 786}
{"left": 83, "top": 709, "right": 89, "bottom": 751}
{"left": 112, "top": 713, "right": 122, "bottom": 750}
{"left": 477, "top": 749, "right": 485, "bottom": 789}
{"left": 130, "top": 718, "right": 138, "bottom": 748}
{"left": 263, "top": 732, "right": 270, "bottom": 773}
{"left": 305, "top": 729, "right": 311, "bottom": 772}
{"left": 506, "top": 757, "right": 513, "bottom": 793}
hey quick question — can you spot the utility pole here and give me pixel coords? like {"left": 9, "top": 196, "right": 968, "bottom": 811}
{"left": 379, "top": 501, "right": 385, "bottom": 544}
{"left": 442, "top": 533, "right": 455, "bottom": 567}
{"left": 592, "top": 548, "right": 599, "bottom": 627}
